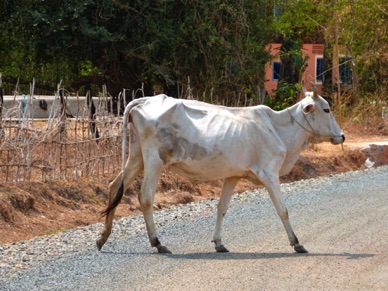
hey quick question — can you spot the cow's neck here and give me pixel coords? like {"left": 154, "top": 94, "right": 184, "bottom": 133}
{"left": 271, "top": 103, "right": 313, "bottom": 175}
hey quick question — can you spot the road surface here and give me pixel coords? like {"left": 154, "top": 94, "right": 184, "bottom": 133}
{"left": 2, "top": 167, "right": 388, "bottom": 290}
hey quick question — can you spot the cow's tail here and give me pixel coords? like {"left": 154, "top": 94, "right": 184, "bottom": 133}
{"left": 100, "top": 97, "right": 150, "bottom": 217}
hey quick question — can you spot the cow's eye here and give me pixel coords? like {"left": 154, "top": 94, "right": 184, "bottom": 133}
{"left": 324, "top": 109, "right": 330, "bottom": 113}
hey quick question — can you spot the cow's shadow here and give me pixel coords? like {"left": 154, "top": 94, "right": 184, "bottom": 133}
{"left": 101, "top": 250, "right": 375, "bottom": 261}
{"left": 164, "top": 251, "right": 375, "bottom": 261}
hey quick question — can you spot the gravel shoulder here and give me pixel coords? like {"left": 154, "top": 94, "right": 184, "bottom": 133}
{"left": 1, "top": 166, "right": 388, "bottom": 290}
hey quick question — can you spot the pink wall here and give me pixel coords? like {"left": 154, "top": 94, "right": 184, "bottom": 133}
{"left": 265, "top": 44, "right": 282, "bottom": 96}
{"left": 265, "top": 43, "right": 324, "bottom": 96}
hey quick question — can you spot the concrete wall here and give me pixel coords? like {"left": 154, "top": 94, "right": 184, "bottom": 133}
{"left": 2, "top": 95, "right": 109, "bottom": 119}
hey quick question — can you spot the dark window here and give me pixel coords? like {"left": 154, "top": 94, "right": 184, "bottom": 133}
{"left": 316, "top": 57, "right": 324, "bottom": 83}
{"left": 339, "top": 57, "right": 352, "bottom": 84}
{"left": 272, "top": 61, "right": 282, "bottom": 81}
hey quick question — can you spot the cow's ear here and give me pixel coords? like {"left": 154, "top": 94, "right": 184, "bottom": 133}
{"left": 303, "top": 103, "right": 315, "bottom": 113}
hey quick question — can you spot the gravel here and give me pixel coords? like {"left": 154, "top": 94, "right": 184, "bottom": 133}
{"left": 1, "top": 166, "right": 387, "bottom": 290}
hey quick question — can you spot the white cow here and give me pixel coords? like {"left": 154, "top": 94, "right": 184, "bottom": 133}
{"left": 97, "top": 84, "right": 345, "bottom": 254}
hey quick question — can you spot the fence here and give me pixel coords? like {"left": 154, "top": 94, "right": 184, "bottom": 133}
{"left": 0, "top": 91, "right": 127, "bottom": 183}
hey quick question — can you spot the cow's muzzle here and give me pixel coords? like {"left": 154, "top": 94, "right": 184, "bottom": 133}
{"left": 331, "top": 134, "right": 345, "bottom": 145}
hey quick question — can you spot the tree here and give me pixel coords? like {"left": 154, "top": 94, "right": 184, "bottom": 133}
{"left": 271, "top": 0, "right": 319, "bottom": 106}
{"left": 272, "top": 0, "right": 387, "bottom": 100}
{"left": 0, "top": 0, "right": 274, "bottom": 102}
{"left": 336, "top": 0, "right": 387, "bottom": 97}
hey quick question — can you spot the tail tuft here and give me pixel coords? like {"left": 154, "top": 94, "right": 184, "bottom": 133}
{"left": 100, "top": 182, "right": 124, "bottom": 218}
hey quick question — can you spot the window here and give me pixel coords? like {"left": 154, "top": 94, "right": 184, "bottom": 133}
{"left": 272, "top": 61, "right": 282, "bottom": 81}
{"left": 339, "top": 57, "right": 352, "bottom": 84}
{"left": 316, "top": 56, "right": 324, "bottom": 83}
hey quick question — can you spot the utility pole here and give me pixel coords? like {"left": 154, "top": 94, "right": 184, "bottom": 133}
{"left": 333, "top": 0, "right": 342, "bottom": 127}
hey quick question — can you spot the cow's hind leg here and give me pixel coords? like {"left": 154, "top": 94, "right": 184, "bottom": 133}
{"left": 140, "top": 159, "right": 171, "bottom": 253}
{"left": 96, "top": 144, "right": 143, "bottom": 251}
{"left": 256, "top": 170, "right": 308, "bottom": 254}
{"left": 213, "top": 177, "right": 239, "bottom": 252}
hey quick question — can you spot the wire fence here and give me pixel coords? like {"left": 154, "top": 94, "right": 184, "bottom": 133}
{"left": 0, "top": 89, "right": 129, "bottom": 183}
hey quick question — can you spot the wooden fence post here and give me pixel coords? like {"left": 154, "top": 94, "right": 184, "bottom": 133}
{"left": 86, "top": 89, "right": 100, "bottom": 140}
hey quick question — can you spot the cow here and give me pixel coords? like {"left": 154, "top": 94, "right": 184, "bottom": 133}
{"left": 96, "top": 83, "right": 345, "bottom": 254}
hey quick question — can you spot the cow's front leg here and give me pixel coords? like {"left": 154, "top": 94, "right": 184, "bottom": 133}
{"left": 257, "top": 170, "right": 308, "bottom": 253}
{"left": 281, "top": 220, "right": 308, "bottom": 253}
{"left": 213, "top": 178, "right": 238, "bottom": 252}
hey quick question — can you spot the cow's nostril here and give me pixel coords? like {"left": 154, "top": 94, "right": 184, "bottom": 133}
{"left": 342, "top": 134, "right": 345, "bottom": 142}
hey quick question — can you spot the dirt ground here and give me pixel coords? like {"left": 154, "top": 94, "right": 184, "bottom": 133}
{"left": 1, "top": 122, "right": 387, "bottom": 244}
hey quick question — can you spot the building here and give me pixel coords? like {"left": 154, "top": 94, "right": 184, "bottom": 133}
{"left": 265, "top": 43, "right": 352, "bottom": 97}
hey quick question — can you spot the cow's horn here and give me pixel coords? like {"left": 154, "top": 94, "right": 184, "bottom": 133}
{"left": 301, "top": 80, "right": 307, "bottom": 93}
{"left": 310, "top": 82, "right": 318, "bottom": 99}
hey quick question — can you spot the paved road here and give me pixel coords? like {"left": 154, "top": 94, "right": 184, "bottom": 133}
{"left": 2, "top": 167, "right": 388, "bottom": 290}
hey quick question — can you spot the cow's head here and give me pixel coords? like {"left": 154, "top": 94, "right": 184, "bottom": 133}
{"left": 300, "top": 82, "right": 345, "bottom": 145}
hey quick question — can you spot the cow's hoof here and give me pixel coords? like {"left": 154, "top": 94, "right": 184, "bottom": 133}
{"left": 96, "top": 239, "right": 105, "bottom": 251}
{"left": 215, "top": 245, "right": 229, "bottom": 253}
{"left": 157, "top": 245, "right": 172, "bottom": 254}
{"left": 294, "top": 245, "right": 308, "bottom": 253}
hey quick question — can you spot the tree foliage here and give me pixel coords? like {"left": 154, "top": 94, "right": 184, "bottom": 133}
{"left": 0, "top": 0, "right": 386, "bottom": 102}
{"left": 273, "top": 0, "right": 387, "bottom": 99}
{"left": 0, "top": 0, "right": 274, "bottom": 99}
{"left": 336, "top": 0, "right": 387, "bottom": 96}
